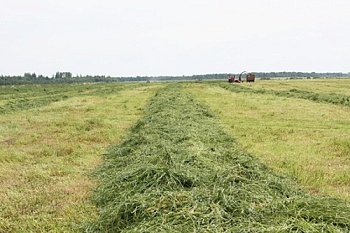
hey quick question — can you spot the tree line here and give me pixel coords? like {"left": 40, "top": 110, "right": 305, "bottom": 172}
{"left": 0, "top": 71, "right": 348, "bottom": 85}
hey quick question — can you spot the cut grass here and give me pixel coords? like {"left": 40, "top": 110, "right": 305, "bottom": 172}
{"left": 253, "top": 78, "right": 350, "bottom": 96}
{"left": 0, "top": 82, "right": 145, "bottom": 114}
{"left": 218, "top": 79, "right": 350, "bottom": 107}
{"left": 187, "top": 82, "right": 350, "bottom": 200}
{"left": 86, "top": 84, "right": 350, "bottom": 232}
{"left": 0, "top": 83, "right": 161, "bottom": 232}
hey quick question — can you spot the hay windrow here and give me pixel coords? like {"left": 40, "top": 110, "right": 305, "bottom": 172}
{"left": 84, "top": 84, "right": 350, "bottom": 232}
{"left": 219, "top": 82, "right": 350, "bottom": 107}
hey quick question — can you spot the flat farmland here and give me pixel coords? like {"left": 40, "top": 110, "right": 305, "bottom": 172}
{"left": 0, "top": 83, "right": 163, "bottom": 232}
{"left": 251, "top": 78, "right": 350, "bottom": 96}
{"left": 1, "top": 79, "right": 350, "bottom": 232}
{"left": 187, "top": 79, "right": 350, "bottom": 199}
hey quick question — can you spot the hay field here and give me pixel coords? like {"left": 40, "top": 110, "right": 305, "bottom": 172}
{"left": 0, "top": 83, "right": 162, "bottom": 232}
{"left": 1, "top": 79, "right": 350, "bottom": 232}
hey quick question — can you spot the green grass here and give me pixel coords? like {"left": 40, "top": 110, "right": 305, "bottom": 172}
{"left": 85, "top": 84, "right": 350, "bottom": 232}
{"left": 2, "top": 80, "right": 350, "bottom": 232}
{"left": 0, "top": 82, "right": 145, "bottom": 114}
{"left": 217, "top": 79, "right": 350, "bottom": 107}
{"left": 187, "top": 81, "right": 350, "bottom": 200}
{"left": 0, "top": 82, "right": 162, "bottom": 232}
{"left": 253, "top": 78, "right": 350, "bottom": 96}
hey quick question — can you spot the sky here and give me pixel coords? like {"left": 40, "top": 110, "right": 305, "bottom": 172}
{"left": 1, "top": 0, "right": 349, "bottom": 77}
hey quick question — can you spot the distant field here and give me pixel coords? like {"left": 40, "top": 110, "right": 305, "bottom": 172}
{"left": 253, "top": 78, "right": 350, "bottom": 96}
{"left": 1, "top": 79, "right": 350, "bottom": 232}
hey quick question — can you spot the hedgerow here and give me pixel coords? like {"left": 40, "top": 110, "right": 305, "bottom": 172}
{"left": 84, "top": 84, "right": 350, "bottom": 232}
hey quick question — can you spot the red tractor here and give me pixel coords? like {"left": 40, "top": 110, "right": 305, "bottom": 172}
{"left": 228, "top": 71, "right": 255, "bottom": 83}
{"left": 228, "top": 74, "right": 242, "bottom": 83}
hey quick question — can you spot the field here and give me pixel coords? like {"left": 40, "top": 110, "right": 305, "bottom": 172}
{"left": 1, "top": 79, "right": 350, "bottom": 232}
{"left": 189, "top": 79, "right": 350, "bottom": 199}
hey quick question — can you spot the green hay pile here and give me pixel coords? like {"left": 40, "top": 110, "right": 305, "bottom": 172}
{"left": 84, "top": 84, "right": 350, "bottom": 232}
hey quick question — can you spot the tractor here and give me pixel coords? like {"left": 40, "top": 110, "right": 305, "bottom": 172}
{"left": 228, "top": 71, "right": 255, "bottom": 83}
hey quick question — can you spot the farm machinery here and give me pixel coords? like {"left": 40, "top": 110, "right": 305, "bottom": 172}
{"left": 228, "top": 71, "right": 255, "bottom": 83}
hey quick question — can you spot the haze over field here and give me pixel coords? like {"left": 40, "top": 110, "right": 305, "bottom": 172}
{"left": 1, "top": 0, "right": 349, "bottom": 77}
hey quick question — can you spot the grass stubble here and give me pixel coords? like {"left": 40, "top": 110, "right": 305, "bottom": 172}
{"left": 0, "top": 83, "right": 160, "bottom": 232}
{"left": 85, "top": 84, "right": 350, "bottom": 232}
{"left": 2, "top": 80, "right": 350, "bottom": 232}
{"left": 217, "top": 79, "right": 350, "bottom": 108}
{"left": 250, "top": 78, "right": 350, "bottom": 96}
{"left": 194, "top": 81, "right": 350, "bottom": 200}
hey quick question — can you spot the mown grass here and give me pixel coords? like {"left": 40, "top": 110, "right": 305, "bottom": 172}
{"left": 85, "top": 84, "right": 350, "bottom": 232}
{"left": 217, "top": 79, "right": 350, "bottom": 107}
{"left": 253, "top": 78, "right": 350, "bottom": 96}
{"left": 0, "top": 82, "right": 144, "bottom": 114}
{"left": 0, "top": 82, "right": 162, "bottom": 232}
{"left": 187, "top": 81, "right": 350, "bottom": 200}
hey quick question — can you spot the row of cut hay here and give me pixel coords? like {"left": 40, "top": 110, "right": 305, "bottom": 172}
{"left": 0, "top": 83, "right": 144, "bottom": 114}
{"left": 84, "top": 84, "right": 350, "bottom": 232}
{"left": 219, "top": 82, "right": 350, "bottom": 107}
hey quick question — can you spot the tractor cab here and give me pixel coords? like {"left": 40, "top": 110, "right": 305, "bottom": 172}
{"left": 228, "top": 74, "right": 242, "bottom": 83}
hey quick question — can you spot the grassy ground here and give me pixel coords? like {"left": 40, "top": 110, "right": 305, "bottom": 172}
{"left": 0, "top": 82, "right": 162, "bottom": 232}
{"left": 253, "top": 78, "right": 350, "bottom": 96}
{"left": 86, "top": 83, "right": 350, "bottom": 232}
{"left": 186, "top": 81, "right": 350, "bottom": 200}
{"left": 216, "top": 79, "right": 350, "bottom": 108}
{"left": 2, "top": 79, "right": 350, "bottom": 231}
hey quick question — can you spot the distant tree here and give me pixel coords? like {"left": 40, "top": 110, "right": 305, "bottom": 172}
{"left": 54, "top": 72, "right": 61, "bottom": 79}
{"left": 24, "top": 73, "right": 32, "bottom": 78}
{"left": 62, "top": 72, "right": 72, "bottom": 78}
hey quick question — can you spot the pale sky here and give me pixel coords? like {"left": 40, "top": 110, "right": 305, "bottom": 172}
{"left": 1, "top": 0, "right": 349, "bottom": 77}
